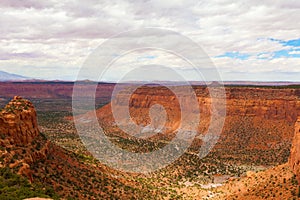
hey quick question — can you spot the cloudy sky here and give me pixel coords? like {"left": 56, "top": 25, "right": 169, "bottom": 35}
{"left": 0, "top": 0, "right": 300, "bottom": 81}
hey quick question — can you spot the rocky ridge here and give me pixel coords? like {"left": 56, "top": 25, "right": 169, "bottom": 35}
{"left": 289, "top": 116, "right": 300, "bottom": 183}
{"left": 0, "top": 96, "right": 51, "bottom": 182}
{"left": 0, "top": 96, "right": 165, "bottom": 199}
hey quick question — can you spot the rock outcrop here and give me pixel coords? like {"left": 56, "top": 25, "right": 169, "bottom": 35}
{"left": 0, "top": 96, "right": 51, "bottom": 182}
{"left": 289, "top": 117, "right": 300, "bottom": 183}
{"left": 0, "top": 96, "right": 39, "bottom": 145}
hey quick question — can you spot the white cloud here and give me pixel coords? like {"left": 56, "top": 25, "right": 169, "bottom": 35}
{"left": 0, "top": 0, "right": 299, "bottom": 81}
{"left": 289, "top": 50, "right": 300, "bottom": 55}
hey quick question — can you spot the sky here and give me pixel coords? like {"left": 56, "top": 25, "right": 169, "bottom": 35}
{"left": 0, "top": 0, "right": 300, "bottom": 81}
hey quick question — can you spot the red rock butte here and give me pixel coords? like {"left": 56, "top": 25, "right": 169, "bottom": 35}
{"left": 0, "top": 96, "right": 39, "bottom": 145}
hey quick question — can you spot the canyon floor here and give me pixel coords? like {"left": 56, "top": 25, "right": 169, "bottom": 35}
{"left": 1, "top": 82, "right": 300, "bottom": 199}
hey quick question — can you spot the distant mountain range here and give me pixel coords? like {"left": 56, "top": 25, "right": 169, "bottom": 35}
{"left": 0, "top": 70, "right": 299, "bottom": 86}
{"left": 0, "top": 70, "right": 29, "bottom": 81}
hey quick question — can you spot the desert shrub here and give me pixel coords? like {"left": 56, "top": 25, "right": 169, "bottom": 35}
{"left": 0, "top": 167, "right": 59, "bottom": 200}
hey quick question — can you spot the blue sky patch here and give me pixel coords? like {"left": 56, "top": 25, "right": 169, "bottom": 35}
{"left": 248, "top": 38, "right": 300, "bottom": 59}
{"left": 281, "top": 39, "right": 300, "bottom": 47}
{"left": 273, "top": 49, "right": 300, "bottom": 58}
{"left": 215, "top": 52, "right": 250, "bottom": 60}
{"left": 269, "top": 38, "right": 300, "bottom": 47}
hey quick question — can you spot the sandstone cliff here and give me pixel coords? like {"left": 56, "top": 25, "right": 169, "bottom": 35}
{"left": 95, "top": 86, "right": 300, "bottom": 165}
{"left": 102, "top": 87, "right": 300, "bottom": 129}
{"left": 0, "top": 96, "right": 39, "bottom": 145}
{"left": 99, "top": 86, "right": 300, "bottom": 137}
{"left": 289, "top": 117, "right": 300, "bottom": 183}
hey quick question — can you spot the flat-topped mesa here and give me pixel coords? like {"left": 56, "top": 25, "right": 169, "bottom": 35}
{"left": 0, "top": 96, "right": 39, "bottom": 145}
{"left": 115, "top": 87, "right": 300, "bottom": 122}
{"left": 289, "top": 117, "right": 300, "bottom": 184}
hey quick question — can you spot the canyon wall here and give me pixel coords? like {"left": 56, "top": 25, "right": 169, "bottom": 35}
{"left": 104, "top": 86, "right": 300, "bottom": 131}
{"left": 109, "top": 86, "right": 300, "bottom": 122}
{"left": 289, "top": 117, "right": 300, "bottom": 183}
{"left": 97, "top": 86, "right": 300, "bottom": 164}
{"left": 224, "top": 88, "right": 300, "bottom": 122}
{"left": 121, "top": 86, "right": 300, "bottom": 122}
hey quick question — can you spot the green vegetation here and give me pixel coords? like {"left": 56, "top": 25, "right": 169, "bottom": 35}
{"left": 0, "top": 167, "right": 59, "bottom": 200}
